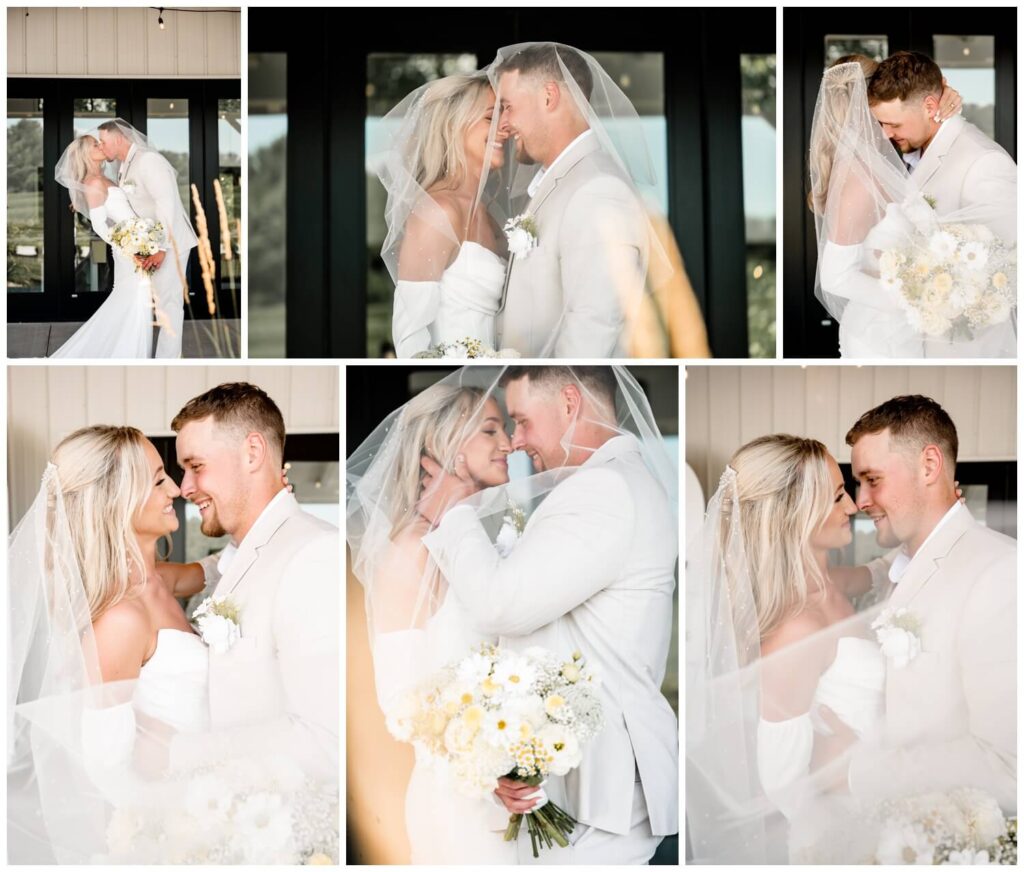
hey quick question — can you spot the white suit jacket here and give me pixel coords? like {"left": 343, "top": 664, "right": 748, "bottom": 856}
{"left": 497, "top": 135, "right": 649, "bottom": 357}
{"left": 180, "top": 490, "right": 339, "bottom": 783}
{"left": 120, "top": 144, "right": 199, "bottom": 255}
{"left": 852, "top": 504, "right": 1016, "bottom": 812}
{"left": 911, "top": 116, "right": 1017, "bottom": 244}
{"left": 423, "top": 435, "right": 679, "bottom": 837}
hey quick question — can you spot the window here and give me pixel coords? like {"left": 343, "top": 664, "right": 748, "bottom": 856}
{"left": 7, "top": 98, "right": 44, "bottom": 294}
{"left": 740, "top": 54, "right": 776, "bottom": 358}
{"left": 933, "top": 35, "right": 996, "bottom": 140}
{"left": 147, "top": 98, "right": 190, "bottom": 212}
{"left": 823, "top": 35, "right": 889, "bottom": 67}
{"left": 248, "top": 53, "right": 288, "bottom": 357}
{"left": 218, "top": 98, "right": 242, "bottom": 294}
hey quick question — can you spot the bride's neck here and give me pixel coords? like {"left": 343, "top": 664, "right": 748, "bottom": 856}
{"left": 135, "top": 535, "right": 159, "bottom": 577}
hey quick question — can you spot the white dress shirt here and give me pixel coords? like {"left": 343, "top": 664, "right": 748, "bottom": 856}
{"left": 527, "top": 128, "right": 595, "bottom": 198}
{"left": 216, "top": 487, "right": 291, "bottom": 576}
{"left": 888, "top": 500, "right": 963, "bottom": 583}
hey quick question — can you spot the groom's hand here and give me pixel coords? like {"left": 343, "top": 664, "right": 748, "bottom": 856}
{"left": 494, "top": 777, "right": 544, "bottom": 814}
{"left": 416, "top": 454, "right": 476, "bottom": 525}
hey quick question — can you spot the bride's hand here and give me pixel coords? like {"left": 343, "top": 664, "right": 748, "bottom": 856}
{"left": 416, "top": 454, "right": 476, "bottom": 525}
{"left": 281, "top": 468, "right": 294, "bottom": 493}
{"left": 494, "top": 776, "right": 545, "bottom": 814}
{"left": 936, "top": 79, "right": 962, "bottom": 122}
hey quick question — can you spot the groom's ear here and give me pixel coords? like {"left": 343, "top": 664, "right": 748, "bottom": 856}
{"left": 920, "top": 443, "right": 944, "bottom": 484}
{"left": 243, "top": 431, "right": 269, "bottom": 470}
{"left": 542, "top": 81, "right": 561, "bottom": 111}
{"left": 561, "top": 384, "right": 582, "bottom": 417}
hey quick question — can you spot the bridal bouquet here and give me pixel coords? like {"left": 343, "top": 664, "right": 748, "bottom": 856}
{"left": 102, "top": 754, "right": 338, "bottom": 864}
{"left": 873, "top": 788, "right": 1016, "bottom": 865}
{"left": 387, "top": 644, "right": 604, "bottom": 857}
{"left": 109, "top": 217, "right": 166, "bottom": 274}
{"left": 413, "top": 338, "right": 521, "bottom": 360}
{"left": 880, "top": 223, "right": 1016, "bottom": 341}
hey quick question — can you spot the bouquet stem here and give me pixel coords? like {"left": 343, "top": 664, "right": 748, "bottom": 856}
{"left": 503, "top": 786, "right": 576, "bottom": 858}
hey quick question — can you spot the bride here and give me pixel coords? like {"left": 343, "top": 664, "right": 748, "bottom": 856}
{"left": 373, "top": 75, "right": 509, "bottom": 357}
{"left": 52, "top": 135, "right": 159, "bottom": 358}
{"left": 8, "top": 426, "right": 211, "bottom": 861}
{"left": 808, "top": 57, "right": 1014, "bottom": 359}
{"left": 687, "top": 434, "right": 890, "bottom": 863}
{"left": 348, "top": 379, "right": 520, "bottom": 863}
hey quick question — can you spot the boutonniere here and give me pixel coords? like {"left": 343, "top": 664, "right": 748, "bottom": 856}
{"left": 192, "top": 595, "right": 242, "bottom": 654}
{"left": 121, "top": 181, "right": 137, "bottom": 195}
{"left": 871, "top": 607, "right": 922, "bottom": 668}
{"left": 503, "top": 212, "right": 538, "bottom": 258}
{"left": 495, "top": 498, "right": 527, "bottom": 557}
{"left": 923, "top": 194, "right": 937, "bottom": 210}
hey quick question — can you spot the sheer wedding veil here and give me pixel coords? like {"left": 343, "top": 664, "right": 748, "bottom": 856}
{"left": 54, "top": 134, "right": 116, "bottom": 215}
{"left": 345, "top": 364, "right": 676, "bottom": 651}
{"left": 368, "top": 72, "right": 509, "bottom": 284}
{"left": 686, "top": 435, "right": 1016, "bottom": 863}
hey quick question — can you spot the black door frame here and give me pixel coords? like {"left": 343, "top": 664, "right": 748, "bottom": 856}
{"left": 250, "top": 7, "right": 775, "bottom": 358}
{"left": 7, "top": 77, "right": 240, "bottom": 323}
{"left": 783, "top": 9, "right": 1017, "bottom": 358}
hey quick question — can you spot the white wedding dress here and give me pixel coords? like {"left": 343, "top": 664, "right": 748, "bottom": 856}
{"left": 392, "top": 242, "right": 507, "bottom": 357}
{"left": 374, "top": 590, "right": 518, "bottom": 864}
{"left": 82, "top": 629, "right": 210, "bottom": 772}
{"left": 757, "top": 636, "right": 885, "bottom": 819}
{"left": 51, "top": 186, "right": 153, "bottom": 359}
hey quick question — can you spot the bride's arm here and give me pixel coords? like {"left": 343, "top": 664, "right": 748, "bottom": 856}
{"left": 156, "top": 560, "right": 206, "bottom": 598}
{"left": 85, "top": 180, "right": 114, "bottom": 245}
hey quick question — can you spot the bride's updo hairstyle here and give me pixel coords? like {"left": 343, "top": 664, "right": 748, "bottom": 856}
{"left": 49, "top": 426, "right": 152, "bottom": 622}
{"left": 726, "top": 435, "right": 834, "bottom": 640}
{"left": 389, "top": 385, "right": 487, "bottom": 535}
{"left": 413, "top": 74, "right": 493, "bottom": 192}
{"left": 807, "top": 54, "right": 879, "bottom": 215}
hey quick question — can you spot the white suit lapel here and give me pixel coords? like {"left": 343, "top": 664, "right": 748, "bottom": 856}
{"left": 214, "top": 492, "right": 295, "bottom": 597}
{"left": 119, "top": 144, "right": 138, "bottom": 185}
{"left": 888, "top": 506, "right": 972, "bottom": 608}
{"left": 496, "top": 136, "right": 602, "bottom": 315}
{"left": 911, "top": 116, "right": 964, "bottom": 194}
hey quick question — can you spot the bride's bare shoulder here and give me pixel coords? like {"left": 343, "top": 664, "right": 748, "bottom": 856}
{"left": 92, "top": 598, "right": 153, "bottom": 681}
{"left": 761, "top": 608, "right": 829, "bottom": 658}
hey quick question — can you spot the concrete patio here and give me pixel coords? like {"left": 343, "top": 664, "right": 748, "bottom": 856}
{"left": 8, "top": 320, "right": 242, "bottom": 359}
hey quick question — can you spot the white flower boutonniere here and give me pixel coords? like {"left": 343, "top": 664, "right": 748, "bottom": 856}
{"left": 503, "top": 212, "right": 538, "bottom": 258}
{"left": 871, "top": 607, "right": 922, "bottom": 669}
{"left": 192, "top": 596, "right": 242, "bottom": 654}
{"left": 120, "top": 181, "right": 137, "bottom": 195}
{"left": 495, "top": 499, "right": 527, "bottom": 557}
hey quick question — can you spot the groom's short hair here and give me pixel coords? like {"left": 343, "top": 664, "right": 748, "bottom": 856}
{"left": 845, "top": 395, "right": 958, "bottom": 465}
{"left": 867, "top": 51, "right": 943, "bottom": 104}
{"left": 96, "top": 121, "right": 125, "bottom": 137}
{"left": 500, "top": 366, "right": 616, "bottom": 408}
{"left": 172, "top": 382, "right": 286, "bottom": 461}
{"left": 497, "top": 44, "right": 594, "bottom": 100}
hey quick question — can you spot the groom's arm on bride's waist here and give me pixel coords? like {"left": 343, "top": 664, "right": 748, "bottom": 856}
{"left": 422, "top": 468, "right": 634, "bottom": 636}
{"left": 555, "top": 176, "right": 647, "bottom": 357}
{"left": 848, "top": 552, "right": 1016, "bottom": 807}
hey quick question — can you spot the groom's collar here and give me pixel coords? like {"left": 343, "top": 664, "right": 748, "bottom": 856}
{"left": 119, "top": 143, "right": 138, "bottom": 182}
{"left": 911, "top": 115, "right": 965, "bottom": 190}
{"left": 526, "top": 131, "right": 602, "bottom": 213}
{"left": 888, "top": 501, "right": 973, "bottom": 602}
{"left": 580, "top": 432, "right": 641, "bottom": 469}
{"left": 215, "top": 488, "right": 297, "bottom": 587}
{"left": 527, "top": 128, "right": 595, "bottom": 198}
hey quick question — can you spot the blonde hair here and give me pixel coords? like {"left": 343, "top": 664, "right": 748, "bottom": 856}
{"left": 725, "top": 435, "right": 835, "bottom": 639}
{"left": 67, "top": 135, "right": 98, "bottom": 186}
{"left": 389, "top": 385, "right": 488, "bottom": 537}
{"left": 807, "top": 55, "right": 878, "bottom": 214}
{"left": 413, "top": 75, "right": 493, "bottom": 193}
{"left": 50, "top": 426, "right": 153, "bottom": 622}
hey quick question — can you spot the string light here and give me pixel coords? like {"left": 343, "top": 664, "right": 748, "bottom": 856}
{"left": 158, "top": 7, "right": 165, "bottom": 30}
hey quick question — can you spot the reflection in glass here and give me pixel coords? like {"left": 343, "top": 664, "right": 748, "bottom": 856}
{"left": 7, "top": 98, "right": 44, "bottom": 294}
{"left": 72, "top": 98, "right": 118, "bottom": 296}
{"left": 365, "top": 53, "right": 478, "bottom": 357}
{"left": 218, "top": 98, "right": 242, "bottom": 309}
{"left": 146, "top": 98, "right": 191, "bottom": 213}
{"left": 740, "top": 54, "right": 776, "bottom": 358}
{"left": 824, "top": 35, "right": 889, "bottom": 68}
{"left": 248, "top": 52, "right": 287, "bottom": 357}
{"left": 933, "top": 35, "right": 996, "bottom": 140}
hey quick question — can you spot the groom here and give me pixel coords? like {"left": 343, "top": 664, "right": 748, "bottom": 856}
{"left": 98, "top": 120, "right": 199, "bottom": 359}
{"left": 494, "top": 45, "right": 649, "bottom": 357}
{"left": 846, "top": 395, "right": 1015, "bottom": 811}
{"left": 170, "top": 382, "right": 339, "bottom": 782}
{"left": 418, "top": 366, "right": 678, "bottom": 864}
